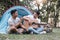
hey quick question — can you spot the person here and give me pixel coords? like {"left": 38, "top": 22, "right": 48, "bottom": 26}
{"left": 23, "top": 10, "right": 44, "bottom": 34}
{"left": 8, "top": 9, "right": 26, "bottom": 34}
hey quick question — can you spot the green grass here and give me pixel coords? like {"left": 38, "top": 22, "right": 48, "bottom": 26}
{"left": 0, "top": 28, "right": 60, "bottom": 40}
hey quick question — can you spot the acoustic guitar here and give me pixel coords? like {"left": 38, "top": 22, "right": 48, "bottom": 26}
{"left": 23, "top": 19, "right": 40, "bottom": 30}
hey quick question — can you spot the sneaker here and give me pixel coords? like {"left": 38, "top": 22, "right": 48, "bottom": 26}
{"left": 30, "top": 32, "right": 33, "bottom": 34}
{"left": 39, "top": 31, "right": 46, "bottom": 34}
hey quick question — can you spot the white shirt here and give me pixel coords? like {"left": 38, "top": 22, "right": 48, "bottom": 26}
{"left": 8, "top": 17, "right": 20, "bottom": 26}
{"left": 27, "top": 15, "right": 41, "bottom": 23}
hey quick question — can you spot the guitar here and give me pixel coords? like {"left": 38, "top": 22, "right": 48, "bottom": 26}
{"left": 32, "top": 22, "right": 47, "bottom": 25}
{"left": 23, "top": 19, "right": 39, "bottom": 30}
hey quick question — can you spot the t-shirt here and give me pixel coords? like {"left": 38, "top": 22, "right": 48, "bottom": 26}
{"left": 27, "top": 15, "right": 41, "bottom": 23}
{"left": 27, "top": 15, "right": 41, "bottom": 28}
{"left": 8, "top": 17, "right": 20, "bottom": 27}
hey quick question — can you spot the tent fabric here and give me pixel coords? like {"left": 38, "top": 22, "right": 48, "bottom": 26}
{"left": 0, "top": 17, "right": 1, "bottom": 21}
{"left": 0, "top": 6, "right": 32, "bottom": 34}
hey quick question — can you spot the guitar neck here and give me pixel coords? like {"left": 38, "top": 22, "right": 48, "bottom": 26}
{"left": 32, "top": 22, "right": 47, "bottom": 25}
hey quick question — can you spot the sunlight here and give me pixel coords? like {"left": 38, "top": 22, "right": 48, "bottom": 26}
{"left": 19, "top": 0, "right": 23, "bottom": 2}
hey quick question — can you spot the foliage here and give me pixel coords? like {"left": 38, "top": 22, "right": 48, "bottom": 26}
{"left": 0, "top": 0, "right": 59, "bottom": 23}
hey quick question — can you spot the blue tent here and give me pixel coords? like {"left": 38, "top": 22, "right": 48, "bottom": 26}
{"left": 0, "top": 17, "right": 1, "bottom": 21}
{"left": 0, "top": 6, "right": 32, "bottom": 34}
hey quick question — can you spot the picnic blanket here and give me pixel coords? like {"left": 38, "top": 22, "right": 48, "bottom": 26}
{"left": 0, "top": 6, "right": 32, "bottom": 34}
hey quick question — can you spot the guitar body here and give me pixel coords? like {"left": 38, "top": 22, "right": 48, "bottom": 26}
{"left": 23, "top": 20, "right": 30, "bottom": 30}
{"left": 23, "top": 19, "right": 38, "bottom": 30}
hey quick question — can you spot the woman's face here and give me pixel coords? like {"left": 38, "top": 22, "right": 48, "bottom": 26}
{"left": 33, "top": 12, "right": 37, "bottom": 18}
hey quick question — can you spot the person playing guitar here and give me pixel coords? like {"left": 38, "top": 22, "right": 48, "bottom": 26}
{"left": 23, "top": 10, "right": 46, "bottom": 34}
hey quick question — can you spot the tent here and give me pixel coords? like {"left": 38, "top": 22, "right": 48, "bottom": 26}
{"left": 0, "top": 6, "right": 32, "bottom": 34}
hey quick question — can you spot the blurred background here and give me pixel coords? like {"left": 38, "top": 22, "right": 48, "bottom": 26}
{"left": 0, "top": 0, "right": 60, "bottom": 27}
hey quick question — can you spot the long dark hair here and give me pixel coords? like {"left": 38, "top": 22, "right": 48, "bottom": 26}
{"left": 34, "top": 10, "right": 40, "bottom": 18}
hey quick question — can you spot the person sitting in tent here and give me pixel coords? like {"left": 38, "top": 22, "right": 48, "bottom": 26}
{"left": 23, "top": 10, "right": 45, "bottom": 34}
{"left": 8, "top": 9, "right": 26, "bottom": 34}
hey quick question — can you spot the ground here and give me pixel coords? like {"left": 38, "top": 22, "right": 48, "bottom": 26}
{"left": 0, "top": 28, "right": 60, "bottom": 40}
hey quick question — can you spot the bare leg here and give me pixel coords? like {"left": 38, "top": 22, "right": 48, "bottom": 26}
{"left": 18, "top": 28, "right": 24, "bottom": 34}
{"left": 8, "top": 26, "right": 23, "bottom": 34}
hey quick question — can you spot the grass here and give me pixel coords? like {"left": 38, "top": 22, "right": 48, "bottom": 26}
{"left": 0, "top": 28, "right": 60, "bottom": 40}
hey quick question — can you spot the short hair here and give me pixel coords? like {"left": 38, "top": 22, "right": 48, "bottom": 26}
{"left": 11, "top": 9, "right": 17, "bottom": 15}
{"left": 34, "top": 10, "right": 40, "bottom": 15}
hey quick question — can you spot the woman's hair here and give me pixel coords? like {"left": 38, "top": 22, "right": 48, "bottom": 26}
{"left": 11, "top": 9, "right": 17, "bottom": 15}
{"left": 34, "top": 10, "right": 40, "bottom": 15}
